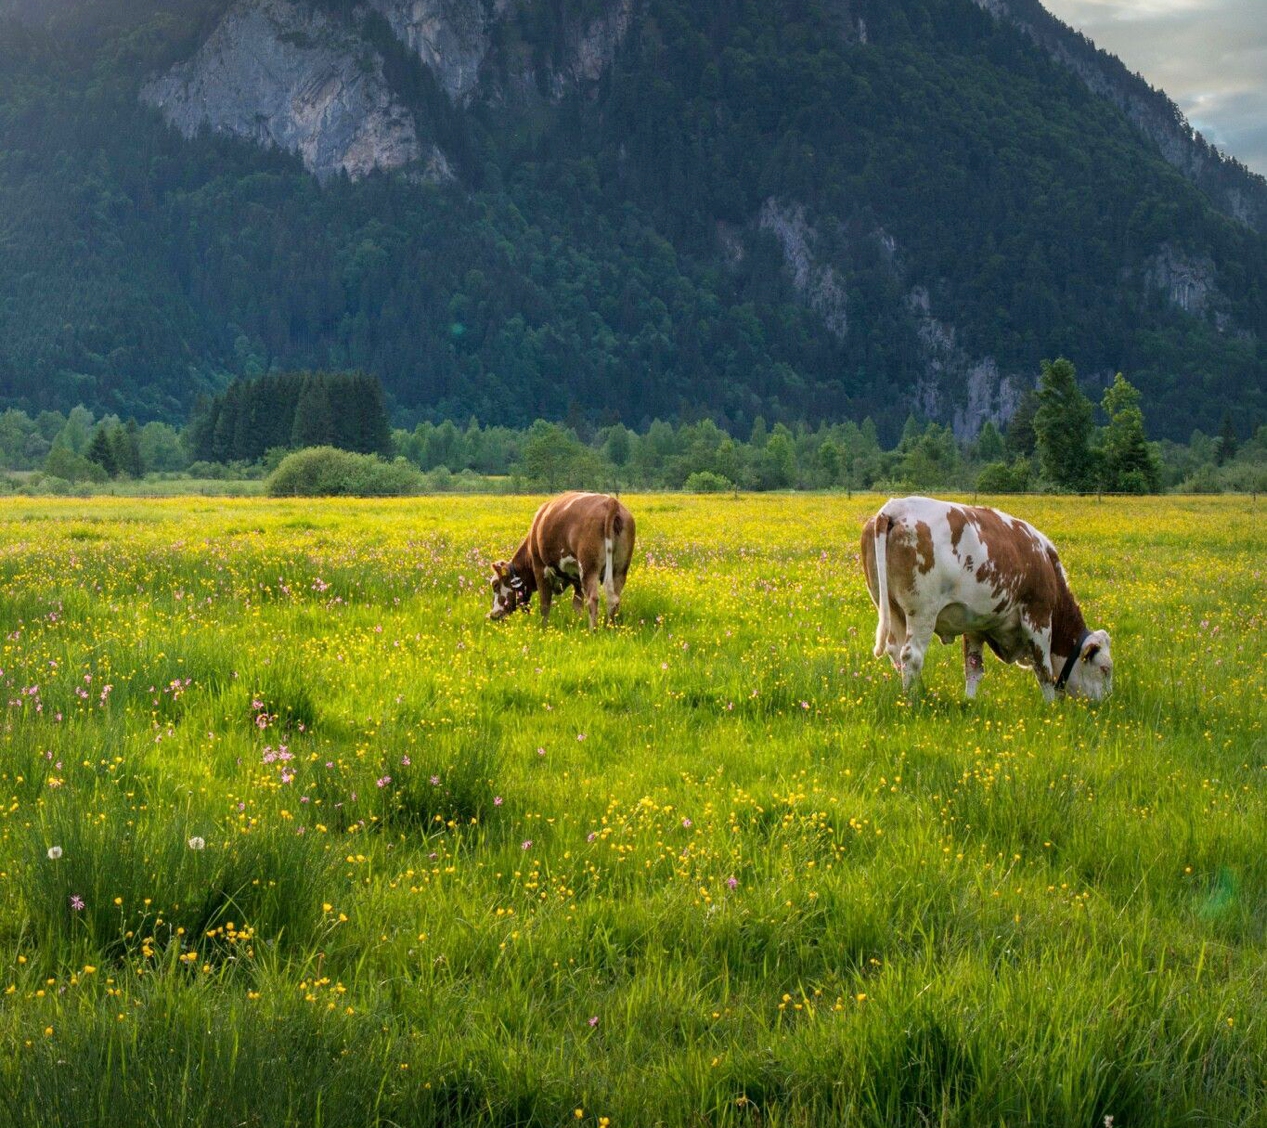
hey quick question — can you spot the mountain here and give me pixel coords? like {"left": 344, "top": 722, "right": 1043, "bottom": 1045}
{"left": 1, "top": 0, "right": 1264, "bottom": 440}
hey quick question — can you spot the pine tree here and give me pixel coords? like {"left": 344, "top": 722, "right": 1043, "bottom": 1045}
{"left": 1215, "top": 413, "right": 1238, "bottom": 466}
{"left": 975, "top": 420, "right": 1005, "bottom": 463}
{"left": 1005, "top": 391, "right": 1039, "bottom": 458}
{"left": 1100, "top": 373, "right": 1158, "bottom": 493}
{"left": 291, "top": 375, "right": 335, "bottom": 448}
{"left": 352, "top": 373, "right": 393, "bottom": 455}
{"left": 111, "top": 418, "right": 144, "bottom": 478}
{"left": 86, "top": 427, "right": 118, "bottom": 476}
{"left": 1034, "top": 358, "right": 1094, "bottom": 490}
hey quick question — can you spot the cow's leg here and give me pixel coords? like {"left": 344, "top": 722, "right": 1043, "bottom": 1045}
{"left": 1021, "top": 620, "right": 1057, "bottom": 702}
{"left": 899, "top": 614, "right": 936, "bottom": 693}
{"left": 602, "top": 556, "right": 620, "bottom": 623}
{"left": 605, "top": 568, "right": 625, "bottom": 624}
{"left": 882, "top": 604, "right": 906, "bottom": 672}
{"left": 572, "top": 580, "right": 584, "bottom": 616}
{"left": 534, "top": 565, "right": 553, "bottom": 624}
{"left": 963, "top": 635, "right": 985, "bottom": 699}
{"left": 580, "top": 568, "right": 601, "bottom": 630}
{"left": 1031, "top": 641, "right": 1056, "bottom": 703}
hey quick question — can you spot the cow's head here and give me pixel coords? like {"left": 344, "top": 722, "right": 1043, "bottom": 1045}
{"left": 1062, "top": 629, "right": 1113, "bottom": 700}
{"left": 487, "top": 562, "right": 529, "bottom": 621}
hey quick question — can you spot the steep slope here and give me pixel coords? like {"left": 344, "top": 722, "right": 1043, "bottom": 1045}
{"left": 0, "top": 0, "right": 1263, "bottom": 438}
{"left": 971, "top": 0, "right": 1267, "bottom": 233}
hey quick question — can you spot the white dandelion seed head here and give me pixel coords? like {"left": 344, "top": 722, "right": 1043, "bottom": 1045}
{"left": 188, "top": 836, "right": 206, "bottom": 851}
{"left": 47, "top": 845, "right": 63, "bottom": 860}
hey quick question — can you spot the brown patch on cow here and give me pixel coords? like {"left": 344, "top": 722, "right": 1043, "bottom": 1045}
{"left": 913, "top": 521, "right": 935, "bottom": 574}
{"left": 946, "top": 506, "right": 969, "bottom": 553}
{"left": 968, "top": 508, "right": 1055, "bottom": 628}
{"left": 1046, "top": 546, "right": 1087, "bottom": 661}
{"left": 884, "top": 525, "right": 923, "bottom": 599}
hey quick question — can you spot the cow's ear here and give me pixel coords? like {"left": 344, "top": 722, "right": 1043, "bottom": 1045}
{"left": 1080, "top": 630, "right": 1108, "bottom": 662}
{"left": 492, "top": 561, "right": 507, "bottom": 579}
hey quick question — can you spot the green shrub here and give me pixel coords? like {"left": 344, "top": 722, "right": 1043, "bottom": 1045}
{"left": 266, "top": 446, "right": 424, "bottom": 497}
{"left": 684, "top": 470, "right": 733, "bottom": 493}
{"left": 976, "top": 457, "right": 1031, "bottom": 493}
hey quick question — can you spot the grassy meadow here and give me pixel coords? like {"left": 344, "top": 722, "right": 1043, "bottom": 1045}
{"left": 0, "top": 493, "right": 1262, "bottom": 1127}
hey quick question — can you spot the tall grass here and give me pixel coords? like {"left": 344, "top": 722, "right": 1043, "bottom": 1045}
{"left": 0, "top": 494, "right": 1261, "bottom": 1126}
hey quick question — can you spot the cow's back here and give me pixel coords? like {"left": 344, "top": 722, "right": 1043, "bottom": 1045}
{"left": 868, "top": 496, "right": 1063, "bottom": 636}
{"left": 530, "top": 492, "right": 632, "bottom": 569}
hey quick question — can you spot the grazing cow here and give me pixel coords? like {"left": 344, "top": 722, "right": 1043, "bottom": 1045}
{"left": 861, "top": 496, "right": 1112, "bottom": 700}
{"left": 488, "top": 492, "right": 635, "bottom": 628}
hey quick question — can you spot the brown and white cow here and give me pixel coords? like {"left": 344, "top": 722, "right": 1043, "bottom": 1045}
{"left": 861, "top": 496, "right": 1112, "bottom": 701}
{"left": 488, "top": 492, "right": 635, "bottom": 629}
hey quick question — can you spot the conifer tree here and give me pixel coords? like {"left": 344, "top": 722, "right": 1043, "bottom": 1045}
{"left": 1100, "top": 373, "right": 1159, "bottom": 493}
{"left": 1034, "top": 358, "right": 1094, "bottom": 490}
{"left": 86, "top": 427, "right": 118, "bottom": 476}
{"left": 291, "top": 375, "right": 335, "bottom": 448}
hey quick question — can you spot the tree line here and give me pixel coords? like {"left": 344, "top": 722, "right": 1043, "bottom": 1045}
{"left": 2, "top": 363, "right": 1262, "bottom": 495}
{"left": 185, "top": 372, "right": 394, "bottom": 464}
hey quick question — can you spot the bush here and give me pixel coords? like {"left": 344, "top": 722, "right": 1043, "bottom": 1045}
{"left": 186, "top": 460, "right": 227, "bottom": 480}
{"left": 40, "top": 475, "right": 72, "bottom": 496}
{"left": 684, "top": 470, "right": 733, "bottom": 493}
{"left": 976, "top": 457, "right": 1031, "bottom": 493}
{"left": 266, "top": 446, "right": 425, "bottom": 497}
{"left": 44, "top": 445, "right": 108, "bottom": 483}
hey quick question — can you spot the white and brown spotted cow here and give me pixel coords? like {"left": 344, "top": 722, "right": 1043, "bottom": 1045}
{"left": 861, "top": 496, "right": 1112, "bottom": 700}
{"left": 488, "top": 492, "right": 635, "bottom": 629}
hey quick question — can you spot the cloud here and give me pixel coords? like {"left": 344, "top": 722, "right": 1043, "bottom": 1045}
{"left": 1041, "top": 0, "right": 1267, "bottom": 175}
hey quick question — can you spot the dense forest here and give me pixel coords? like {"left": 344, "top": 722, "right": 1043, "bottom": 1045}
{"left": 0, "top": 0, "right": 1264, "bottom": 440}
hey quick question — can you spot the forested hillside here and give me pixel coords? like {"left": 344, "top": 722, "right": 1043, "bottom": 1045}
{"left": 1, "top": 0, "right": 1264, "bottom": 440}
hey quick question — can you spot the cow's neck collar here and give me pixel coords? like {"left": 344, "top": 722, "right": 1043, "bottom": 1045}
{"left": 1054, "top": 629, "right": 1091, "bottom": 692}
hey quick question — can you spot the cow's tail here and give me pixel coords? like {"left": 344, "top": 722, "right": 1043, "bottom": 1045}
{"left": 603, "top": 501, "right": 622, "bottom": 588}
{"left": 872, "top": 510, "right": 892, "bottom": 659}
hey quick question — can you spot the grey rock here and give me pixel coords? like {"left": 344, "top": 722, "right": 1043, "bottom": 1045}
{"left": 141, "top": 0, "right": 425, "bottom": 181}
{"left": 1140, "top": 243, "right": 1243, "bottom": 335}
{"left": 365, "top": 0, "right": 503, "bottom": 103}
{"left": 759, "top": 198, "right": 848, "bottom": 339}
{"left": 908, "top": 286, "right": 1025, "bottom": 439}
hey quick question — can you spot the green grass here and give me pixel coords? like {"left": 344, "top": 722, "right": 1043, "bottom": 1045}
{"left": 0, "top": 494, "right": 1262, "bottom": 1126}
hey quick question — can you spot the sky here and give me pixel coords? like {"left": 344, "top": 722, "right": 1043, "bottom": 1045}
{"left": 1040, "top": 0, "right": 1267, "bottom": 176}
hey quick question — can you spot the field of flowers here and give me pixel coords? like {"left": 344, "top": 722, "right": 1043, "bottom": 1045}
{"left": 0, "top": 494, "right": 1262, "bottom": 1126}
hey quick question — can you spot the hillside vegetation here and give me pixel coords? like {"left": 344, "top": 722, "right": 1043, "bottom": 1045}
{"left": 0, "top": 0, "right": 1264, "bottom": 438}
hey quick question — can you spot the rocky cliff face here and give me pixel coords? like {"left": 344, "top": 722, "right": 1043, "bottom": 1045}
{"left": 907, "top": 287, "right": 1026, "bottom": 439}
{"left": 365, "top": 0, "right": 504, "bottom": 102}
{"left": 757, "top": 199, "right": 1027, "bottom": 436}
{"left": 141, "top": 0, "right": 635, "bottom": 178}
{"left": 141, "top": 0, "right": 425, "bottom": 181}
{"left": 969, "top": 0, "right": 1267, "bottom": 232}
{"left": 759, "top": 199, "right": 849, "bottom": 339}
{"left": 1141, "top": 244, "right": 1235, "bottom": 333}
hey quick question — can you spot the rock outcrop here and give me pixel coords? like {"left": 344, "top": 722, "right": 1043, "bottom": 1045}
{"left": 759, "top": 199, "right": 849, "bottom": 339}
{"left": 907, "top": 287, "right": 1025, "bottom": 439}
{"left": 141, "top": 0, "right": 637, "bottom": 178}
{"left": 365, "top": 0, "right": 504, "bottom": 103}
{"left": 367, "top": 0, "right": 635, "bottom": 104}
{"left": 141, "top": 0, "right": 424, "bottom": 181}
{"left": 1139, "top": 244, "right": 1239, "bottom": 335}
